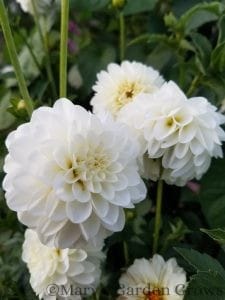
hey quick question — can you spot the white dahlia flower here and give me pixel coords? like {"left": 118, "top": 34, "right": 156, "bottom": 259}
{"left": 91, "top": 61, "right": 164, "bottom": 118}
{"left": 3, "top": 99, "right": 146, "bottom": 248}
{"left": 120, "top": 81, "right": 225, "bottom": 186}
{"left": 22, "top": 229, "right": 104, "bottom": 300}
{"left": 117, "top": 254, "right": 187, "bottom": 300}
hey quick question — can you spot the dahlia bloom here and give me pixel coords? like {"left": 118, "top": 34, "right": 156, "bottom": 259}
{"left": 3, "top": 99, "right": 146, "bottom": 248}
{"left": 117, "top": 254, "right": 187, "bottom": 300}
{"left": 91, "top": 61, "right": 164, "bottom": 118}
{"left": 22, "top": 229, "right": 103, "bottom": 300}
{"left": 119, "top": 81, "right": 225, "bottom": 186}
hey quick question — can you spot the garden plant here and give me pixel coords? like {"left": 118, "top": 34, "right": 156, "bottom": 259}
{"left": 0, "top": 0, "right": 225, "bottom": 299}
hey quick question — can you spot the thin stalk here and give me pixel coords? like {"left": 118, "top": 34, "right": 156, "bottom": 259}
{"left": 178, "top": 55, "right": 185, "bottom": 89}
{"left": 123, "top": 240, "right": 129, "bottom": 266}
{"left": 60, "top": 0, "right": 69, "bottom": 98}
{"left": 31, "top": 0, "right": 57, "bottom": 99}
{"left": 186, "top": 74, "right": 201, "bottom": 97}
{"left": 153, "top": 180, "right": 163, "bottom": 254}
{"left": 0, "top": 0, "right": 33, "bottom": 116}
{"left": 119, "top": 12, "right": 125, "bottom": 61}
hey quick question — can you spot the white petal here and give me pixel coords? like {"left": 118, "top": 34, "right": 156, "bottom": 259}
{"left": 66, "top": 201, "right": 92, "bottom": 223}
{"left": 79, "top": 213, "right": 101, "bottom": 240}
{"left": 92, "top": 196, "right": 109, "bottom": 218}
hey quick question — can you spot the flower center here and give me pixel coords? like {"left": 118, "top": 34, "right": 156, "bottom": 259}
{"left": 68, "top": 153, "right": 109, "bottom": 186}
{"left": 88, "top": 157, "right": 107, "bottom": 171}
{"left": 166, "top": 117, "right": 174, "bottom": 127}
{"left": 145, "top": 291, "right": 162, "bottom": 300}
{"left": 55, "top": 248, "right": 61, "bottom": 256}
{"left": 115, "top": 81, "right": 143, "bottom": 111}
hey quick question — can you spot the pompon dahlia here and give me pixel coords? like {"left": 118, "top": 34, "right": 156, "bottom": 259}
{"left": 119, "top": 81, "right": 225, "bottom": 186}
{"left": 22, "top": 229, "right": 104, "bottom": 300}
{"left": 91, "top": 61, "right": 164, "bottom": 118}
{"left": 117, "top": 254, "right": 187, "bottom": 300}
{"left": 3, "top": 99, "right": 146, "bottom": 248}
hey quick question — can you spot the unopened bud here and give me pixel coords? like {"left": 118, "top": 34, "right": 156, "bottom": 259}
{"left": 17, "top": 99, "right": 26, "bottom": 110}
{"left": 112, "top": 0, "right": 126, "bottom": 9}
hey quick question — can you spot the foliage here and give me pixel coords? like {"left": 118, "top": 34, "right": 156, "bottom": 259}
{"left": 0, "top": 0, "right": 225, "bottom": 299}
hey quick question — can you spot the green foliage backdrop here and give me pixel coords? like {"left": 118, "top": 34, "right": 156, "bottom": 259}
{"left": 0, "top": 0, "right": 225, "bottom": 299}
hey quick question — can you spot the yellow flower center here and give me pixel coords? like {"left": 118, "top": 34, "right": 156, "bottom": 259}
{"left": 145, "top": 290, "right": 162, "bottom": 300}
{"left": 68, "top": 153, "right": 109, "bottom": 191}
{"left": 165, "top": 114, "right": 183, "bottom": 128}
{"left": 166, "top": 117, "right": 174, "bottom": 127}
{"left": 114, "top": 81, "right": 143, "bottom": 111}
{"left": 55, "top": 248, "right": 61, "bottom": 256}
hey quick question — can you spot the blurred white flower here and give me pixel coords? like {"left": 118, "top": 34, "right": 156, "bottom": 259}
{"left": 68, "top": 65, "right": 83, "bottom": 89}
{"left": 22, "top": 229, "right": 104, "bottom": 300}
{"left": 120, "top": 81, "right": 225, "bottom": 186}
{"left": 15, "top": 0, "right": 55, "bottom": 15}
{"left": 91, "top": 61, "right": 164, "bottom": 118}
{"left": 117, "top": 254, "right": 187, "bottom": 300}
{"left": 3, "top": 99, "right": 146, "bottom": 248}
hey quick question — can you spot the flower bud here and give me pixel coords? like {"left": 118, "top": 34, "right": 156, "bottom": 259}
{"left": 112, "top": 0, "right": 126, "bottom": 9}
{"left": 17, "top": 99, "right": 26, "bottom": 110}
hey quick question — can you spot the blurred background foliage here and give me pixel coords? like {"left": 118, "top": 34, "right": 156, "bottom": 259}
{"left": 0, "top": 0, "right": 225, "bottom": 299}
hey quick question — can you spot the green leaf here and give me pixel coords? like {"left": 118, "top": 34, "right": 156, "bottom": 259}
{"left": 201, "top": 228, "right": 225, "bottom": 245}
{"left": 0, "top": 92, "right": 15, "bottom": 130}
{"left": 123, "top": 0, "right": 157, "bottom": 16}
{"left": 128, "top": 34, "right": 169, "bottom": 47}
{"left": 178, "top": 2, "right": 225, "bottom": 34}
{"left": 218, "top": 14, "right": 225, "bottom": 44}
{"left": 199, "top": 158, "right": 225, "bottom": 228}
{"left": 175, "top": 248, "right": 225, "bottom": 279}
{"left": 164, "top": 12, "right": 178, "bottom": 29}
{"left": 190, "top": 32, "right": 212, "bottom": 73}
{"left": 202, "top": 75, "right": 225, "bottom": 102}
{"left": 147, "top": 44, "right": 175, "bottom": 71}
{"left": 211, "top": 41, "right": 225, "bottom": 73}
{"left": 184, "top": 271, "right": 225, "bottom": 300}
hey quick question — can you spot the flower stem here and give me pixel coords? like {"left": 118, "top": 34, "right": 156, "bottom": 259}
{"left": 31, "top": 0, "right": 58, "bottom": 100}
{"left": 0, "top": 0, "right": 33, "bottom": 116}
{"left": 60, "top": 0, "right": 69, "bottom": 98}
{"left": 186, "top": 74, "right": 201, "bottom": 97}
{"left": 123, "top": 240, "right": 129, "bottom": 265}
{"left": 153, "top": 180, "right": 163, "bottom": 254}
{"left": 119, "top": 12, "right": 125, "bottom": 61}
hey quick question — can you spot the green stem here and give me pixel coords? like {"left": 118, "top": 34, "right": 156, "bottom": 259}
{"left": 186, "top": 74, "right": 201, "bottom": 97}
{"left": 31, "top": 0, "right": 57, "bottom": 99}
{"left": 153, "top": 180, "right": 163, "bottom": 254}
{"left": 123, "top": 240, "right": 129, "bottom": 265}
{"left": 0, "top": 0, "right": 33, "bottom": 116}
{"left": 178, "top": 55, "right": 185, "bottom": 89}
{"left": 119, "top": 12, "right": 125, "bottom": 61}
{"left": 60, "top": 0, "right": 69, "bottom": 98}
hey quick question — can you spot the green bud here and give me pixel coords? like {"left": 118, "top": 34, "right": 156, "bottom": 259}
{"left": 112, "top": 0, "right": 126, "bottom": 9}
{"left": 17, "top": 99, "right": 26, "bottom": 110}
{"left": 126, "top": 211, "right": 135, "bottom": 220}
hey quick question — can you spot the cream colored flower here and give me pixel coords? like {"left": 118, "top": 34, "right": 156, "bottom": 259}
{"left": 91, "top": 61, "right": 164, "bottom": 118}
{"left": 22, "top": 229, "right": 104, "bottom": 300}
{"left": 120, "top": 81, "right": 225, "bottom": 186}
{"left": 3, "top": 99, "right": 146, "bottom": 248}
{"left": 117, "top": 254, "right": 187, "bottom": 300}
